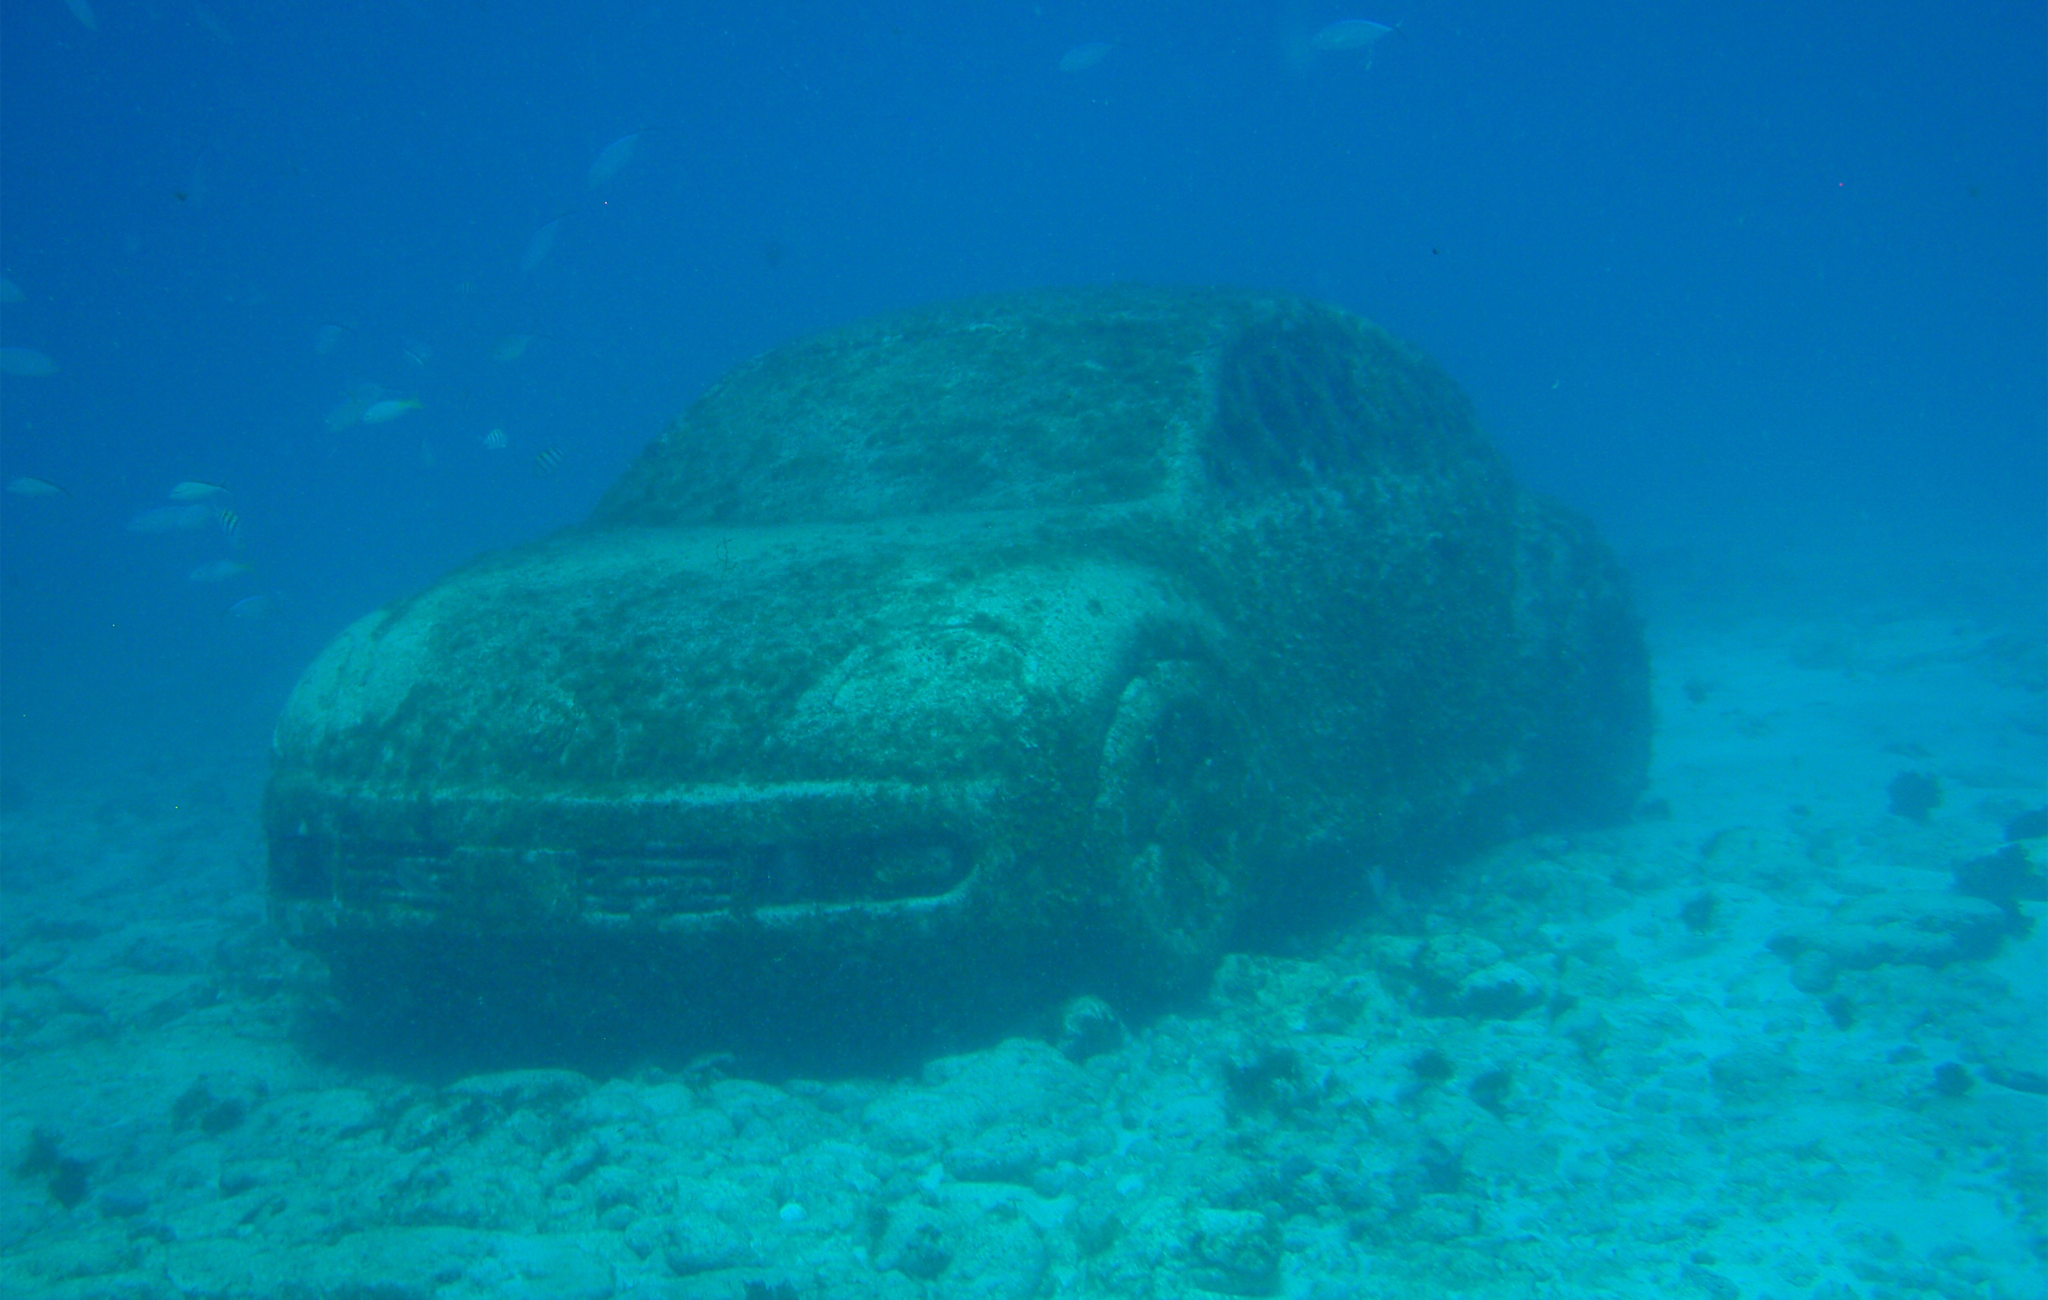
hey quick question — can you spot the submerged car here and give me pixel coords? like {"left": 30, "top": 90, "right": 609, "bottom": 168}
{"left": 266, "top": 286, "right": 1650, "bottom": 1056}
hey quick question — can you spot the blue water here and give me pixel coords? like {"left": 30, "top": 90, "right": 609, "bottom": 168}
{"left": 2, "top": 3, "right": 2043, "bottom": 1297}
{"left": 4, "top": 1, "right": 2042, "bottom": 756}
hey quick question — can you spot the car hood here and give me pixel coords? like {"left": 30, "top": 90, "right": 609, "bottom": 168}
{"left": 272, "top": 506, "right": 1216, "bottom": 802}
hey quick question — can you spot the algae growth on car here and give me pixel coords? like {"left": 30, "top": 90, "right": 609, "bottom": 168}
{"left": 265, "top": 286, "right": 1651, "bottom": 1060}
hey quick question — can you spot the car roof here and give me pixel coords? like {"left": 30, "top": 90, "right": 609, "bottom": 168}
{"left": 589, "top": 284, "right": 1488, "bottom": 528}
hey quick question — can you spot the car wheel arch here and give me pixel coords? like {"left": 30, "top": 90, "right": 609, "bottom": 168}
{"left": 1090, "top": 656, "right": 1259, "bottom": 987}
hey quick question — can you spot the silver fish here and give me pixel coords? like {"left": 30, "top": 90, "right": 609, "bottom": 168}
{"left": 521, "top": 215, "right": 566, "bottom": 272}
{"left": 490, "top": 333, "right": 541, "bottom": 363}
{"left": 361, "top": 397, "right": 424, "bottom": 424}
{"left": 586, "top": 133, "right": 641, "bottom": 189}
{"left": 226, "top": 592, "right": 284, "bottom": 619}
{"left": 323, "top": 383, "right": 386, "bottom": 432}
{"left": 189, "top": 559, "right": 254, "bottom": 582}
{"left": 1312, "top": 18, "right": 1394, "bottom": 51}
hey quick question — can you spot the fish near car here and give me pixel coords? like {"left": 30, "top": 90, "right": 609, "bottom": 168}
{"left": 361, "top": 398, "right": 423, "bottom": 424}
{"left": 227, "top": 592, "right": 284, "bottom": 620}
{"left": 324, "top": 383, "right": 387, "bottom": 431}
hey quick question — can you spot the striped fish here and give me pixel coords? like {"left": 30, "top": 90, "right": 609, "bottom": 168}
{"left": 533, "top": 446, "right": 564, "bottom": 477}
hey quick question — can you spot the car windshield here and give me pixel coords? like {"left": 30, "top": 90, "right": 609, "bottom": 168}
{"left": 589, "top": 287, "right": 1243, "bottom": 527}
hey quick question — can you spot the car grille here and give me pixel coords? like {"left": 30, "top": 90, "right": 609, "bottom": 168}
{"left": 268, "top": 781, "right": 990, "bottom": 935}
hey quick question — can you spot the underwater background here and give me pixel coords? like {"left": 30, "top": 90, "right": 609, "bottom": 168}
{"left": 2, "top": 2, "right": 2043, "bottom": 1297}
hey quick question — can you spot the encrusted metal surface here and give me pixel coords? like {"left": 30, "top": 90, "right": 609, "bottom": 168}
{"left": 265, "top": 285, "right": 1652, "bottom": 1032}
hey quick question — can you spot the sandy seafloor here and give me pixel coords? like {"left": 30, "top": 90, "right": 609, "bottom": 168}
{"left": 2, "top": 544, "right": 2044, "bottom": 1300}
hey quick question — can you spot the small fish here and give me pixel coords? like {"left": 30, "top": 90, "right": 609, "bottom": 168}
{"left": 533, "top": 446, "right": 564, "bottom": 477}
{"left": 586, "top": 133, "right": 642, "bottom": 189}
{"left": 189, "top": 559, "right": 253, "bottom": 582}
{"left": 7, "top": 475, "right": 68, "bottom": 497}
{"left": 402, "top": 338, "right": 432, "bottom": 367}
{"left": 168, "top": 479, "right": 230, "bottom": 502}
{"left": 482, "top": 428, "right": 508, "bottom": 451}
{"left": 1311, "top": 18, "right": 1394, "bottom": 52}
{"left": 64, "top": 0, "right": 97, "bottom": 32}
{"left": 521, "top": 215, "right": 567, "bottom": 272}
{"left": 323, "top": 395, "right": 366, "bottom": 430}
{"left": 323, "top": 382, "right": 386, "bottom": 432}
{"left": 0, "top": 276, "right": 24, "bottom": 303}
{"left": 214, "top": 506, "right": 241, "bottom": 544}
{"left": 226, "top": 592, "right": 284, "bottom": 620}
{"left": 313, "top": 323, "right": 350, "bottom": 355}
{"left": 361, "top": 397, "right": 424, "bottom": 424}
{"left": 1058, "top": 41, "right": 1114, "bottom": 73}
{"left": 127, "top": 504, "right": 212, "bottom": 533}
{"left": 489, "top": 333, "right": 541, "bottom": 363}
{"left": 0, "top": 347, "right": 58, "bottom": 377}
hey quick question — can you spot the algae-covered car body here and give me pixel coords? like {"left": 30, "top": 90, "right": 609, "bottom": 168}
{"left": 266, "top": 286, "right": 1650, "bottom": 1048}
